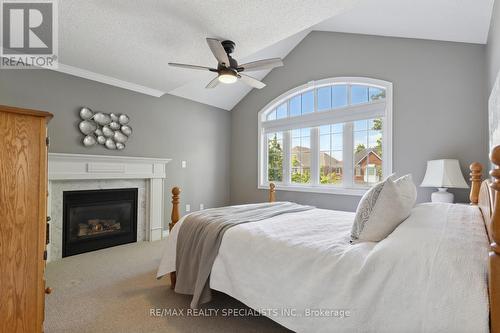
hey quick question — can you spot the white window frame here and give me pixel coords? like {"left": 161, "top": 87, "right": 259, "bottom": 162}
{"left": 258, "top": 77, "right": 393, "bottom": 196}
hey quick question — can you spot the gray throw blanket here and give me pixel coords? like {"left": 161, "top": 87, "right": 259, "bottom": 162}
{"left": 175, "top": 201, "right": 314, "bottom": 308}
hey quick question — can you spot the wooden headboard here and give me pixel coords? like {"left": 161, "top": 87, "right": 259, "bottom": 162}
{"left": 482, "top": 146, "right": 500, "bottom": 333}
{"left": 478, "top": 179, "right": 494, "bottom": 243}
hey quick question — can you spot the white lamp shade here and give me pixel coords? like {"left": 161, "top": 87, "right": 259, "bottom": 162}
{"left": 420, "top": 159, "right": 469, "bottom": 189}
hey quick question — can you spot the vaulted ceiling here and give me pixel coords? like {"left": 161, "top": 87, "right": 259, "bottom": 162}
{"left": 56, "top": 0, "right": 494, "bottom": 110}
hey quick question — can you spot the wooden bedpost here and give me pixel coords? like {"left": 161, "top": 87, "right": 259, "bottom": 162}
{"left": 169, "top": 187, "right": 180, "bottom": 290}
{"left": 470, "top": 162, "right": 483, "bottom": 205}
{"left": 170, "top": 187, "right": 181, "bottom": 231}
{"left": 269, "top": 183, "right": 276, "bottom": 203}
{"left": 489, "top": 146, "right": 500, "bottom": 333}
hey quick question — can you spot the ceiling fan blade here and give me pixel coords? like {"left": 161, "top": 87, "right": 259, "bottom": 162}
{"left": 168, "top": 63, "right": 216, "bottom": 71}
{"left": 205, "top": 76, "right": 220, "bottom": 89}
{"left": 206, "top": 38, "right": 230, "bottom": 66}
{"left": 238, "top": 74, "right": 266, "bottom": 89}
{"left": 238, "top": 58, "right": 283, "bottom": 72}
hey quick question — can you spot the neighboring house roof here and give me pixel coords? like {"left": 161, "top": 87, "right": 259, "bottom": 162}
{"left": 292, "top": 146, "right": 381, "bottom": 168}
{"left": 291, "top": 146, "right": 342, "bottom": 168}
{"left": 354, "top": 148, "right": 382, "bottom": 166}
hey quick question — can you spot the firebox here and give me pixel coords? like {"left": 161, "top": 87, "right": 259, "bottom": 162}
{"left": 62, "top": 188, "right": 138, "bottom": 257}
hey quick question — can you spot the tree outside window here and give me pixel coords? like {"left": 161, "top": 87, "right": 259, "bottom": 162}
{"left": 267, "top": 133, "right": 283, "bottom": 182}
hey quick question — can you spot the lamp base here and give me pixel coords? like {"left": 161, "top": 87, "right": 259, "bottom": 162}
{"left": 431, "top": 188, "right": 454, "bottom": 203}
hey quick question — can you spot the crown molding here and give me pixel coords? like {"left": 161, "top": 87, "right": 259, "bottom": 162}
{"left": 53, "top": 63, "right": 165, "bottom": 97}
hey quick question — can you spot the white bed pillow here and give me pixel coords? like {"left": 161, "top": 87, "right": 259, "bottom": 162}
{"left": 351, "top": 174, "right": 417, "bottom": 243}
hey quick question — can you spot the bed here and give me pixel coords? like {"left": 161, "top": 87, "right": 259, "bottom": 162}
{"left": 157, "top": 148, "right": 500, "bottom": 333}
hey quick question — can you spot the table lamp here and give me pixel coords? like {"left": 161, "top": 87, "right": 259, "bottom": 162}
{"left": 420, "top": 159, "right": 469, "bottom": 203}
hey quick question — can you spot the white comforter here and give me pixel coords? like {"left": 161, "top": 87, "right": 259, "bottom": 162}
{"left": 157, "top": 203, "right": 489, "bottom": 333}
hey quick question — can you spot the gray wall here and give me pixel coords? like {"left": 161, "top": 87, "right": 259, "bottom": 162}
{"left": 0, "top": 69, "right": 231, "bottom": 227}
{"left": 230, "top": 31, "right": 488, "bottom": 211}
{"left": 488, "top": 1, "right": 500, "bottom": 92}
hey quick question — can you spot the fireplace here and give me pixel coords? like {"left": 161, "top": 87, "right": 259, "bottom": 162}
{"left": 62, "top": 188, "right": 138, "bottom": 257}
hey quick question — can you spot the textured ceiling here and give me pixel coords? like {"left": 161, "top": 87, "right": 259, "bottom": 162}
{"left": 55, "top": 0, "right": 494, "bottom": 110}
{"left": 315, "top": 0, "right": 494, "bottom": 44}
{"left": 57, "top": 0, "right": 355, "bottom": 109}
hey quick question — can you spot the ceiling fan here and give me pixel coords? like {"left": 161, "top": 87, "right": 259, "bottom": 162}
{"left": 169, "top": 38, "right": 283, "bottom": 89}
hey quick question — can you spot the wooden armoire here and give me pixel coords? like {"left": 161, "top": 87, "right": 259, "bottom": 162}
{"left": 0, "top": 105, "right": 53, "bottom": 332}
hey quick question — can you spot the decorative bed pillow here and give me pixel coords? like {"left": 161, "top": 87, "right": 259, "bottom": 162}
{"left": 351, "top": 174, "right": 417, "bottom": 243}
{"left": 350, "top": 180, "right": 385, "bottom": 242}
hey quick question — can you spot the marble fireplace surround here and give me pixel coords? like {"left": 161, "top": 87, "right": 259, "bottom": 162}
{"left": 47, "top": 153, "right": 171, "bottom": 262}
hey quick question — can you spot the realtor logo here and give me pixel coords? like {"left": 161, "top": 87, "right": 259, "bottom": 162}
{"left": 1, "top": 0, "right": 58, "bottom": 68}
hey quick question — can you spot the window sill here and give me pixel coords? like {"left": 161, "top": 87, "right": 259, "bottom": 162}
{"left": 258, "top": 183, "right": 368, "bottom": 196}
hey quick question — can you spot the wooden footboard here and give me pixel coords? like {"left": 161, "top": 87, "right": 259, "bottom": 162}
{"left": 168, "top": 183, "right": 277, "bottom": 290}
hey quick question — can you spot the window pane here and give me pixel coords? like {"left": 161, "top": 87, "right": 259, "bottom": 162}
{"left": 354, "top": 131, "right": 368, "bottom": 151}
{"left": 332, "top": 133, "right": 343, "bottom": 150}
{"left": 266, "top": 109, "right": 277, "bottom": 121}
{"left": 320, "top": 124, "right": 331, "bottom": 135}
{"left": 301, "top": 91, "right": 314, "bottom": 115}
{"left": 369, "top": 87, "right": 386, "bottom": 101}
{"left": 331, "top": 150, "right": 342, "bottom": 160}
{"left": 332, "top": 85, "right": 348, "bottom": 108}
{"left": 370, "top": 118, "right": 383, "bottom": 158}
{"left": 267, "top": 132, "right": 283, "bottom": 182}
{"left": 276, "top": 103, "right": 287, "bottom": 119}
{"left": 369, "top": 118, "right": 382, "bottom": 131}
{"left": 290, "top": 95, "right": 301, "bottom": 117}
{"left": 317, "top": 87, "right": 332, "bottom": 111}
{"left": 369, "top": 130, "right": 382, "bottom": 147}
{"left": 291, "top": 128, "right": 311, "bottom": 184}
{"left": 351, "top": 85, "right": 369, "bottom": 105}
{"left": 320, "top": 135, "right": 330, "bottom": 151}
{"left": 319, "top": 123, "right": 344, "bottom": 185}
{"left": 354, "top": 119, "right": 368, "bottom": 131}
{"left": 332, "top": 123, "right": 343, "bottom": 133}
{"left": 353, "top": 118, "right": 383, "bottom": 186}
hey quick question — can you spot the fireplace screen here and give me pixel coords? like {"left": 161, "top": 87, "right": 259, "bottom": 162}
{"left": 63, "top": 188, "right": 138, "bottom": 257}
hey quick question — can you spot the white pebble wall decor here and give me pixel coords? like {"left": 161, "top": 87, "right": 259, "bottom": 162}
{"left": 78, "top": 107, "right": 133, "bottom": 150}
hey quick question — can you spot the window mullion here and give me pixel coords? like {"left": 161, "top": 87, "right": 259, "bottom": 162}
{"left": 343, "top": 123, "right": 354, "bottom": 188}
{"left": 283, "top": 130, "right": 291, "bottom": 185}
{"left": 314, "top": 85, "right": 318, "bottom": 112}
{"left": 311, "top": 127, "right": 319, "bottom": 186}
{"left": 310, "top": 88, "right": 319, "bottom": 186}
{"left": 347, "top": 84, "right": 352, "bottom": 105}
{"left": 263, "top": 133, "right": 268, "bottom": 184}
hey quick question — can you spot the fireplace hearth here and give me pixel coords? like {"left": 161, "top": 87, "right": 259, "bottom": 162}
{"left": 63, "top": 188, "right": 138, "bottom": 257}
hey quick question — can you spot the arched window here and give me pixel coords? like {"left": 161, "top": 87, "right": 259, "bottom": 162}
{"left": 258, "top": 77, "right": 393, "bottom": 195}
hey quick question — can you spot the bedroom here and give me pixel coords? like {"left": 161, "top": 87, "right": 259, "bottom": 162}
{"left": 0, "top": 0, "right": 499, "bottom": 332}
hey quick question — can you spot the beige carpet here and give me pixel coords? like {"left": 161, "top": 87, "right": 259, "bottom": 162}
{"left": 44, "top": 240, "right": 291, "bottom": 333}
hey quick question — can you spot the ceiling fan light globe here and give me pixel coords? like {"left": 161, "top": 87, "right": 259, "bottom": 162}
{"left": 218, "top": 74, "right": 237, "bottom": 84}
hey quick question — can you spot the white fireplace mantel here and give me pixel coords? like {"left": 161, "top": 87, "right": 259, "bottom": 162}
{"left": 48, "top": 153, "right": 171, "bottom": 180}
{"left": 48, "top": 153, "right": 172, "bottom": 244}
